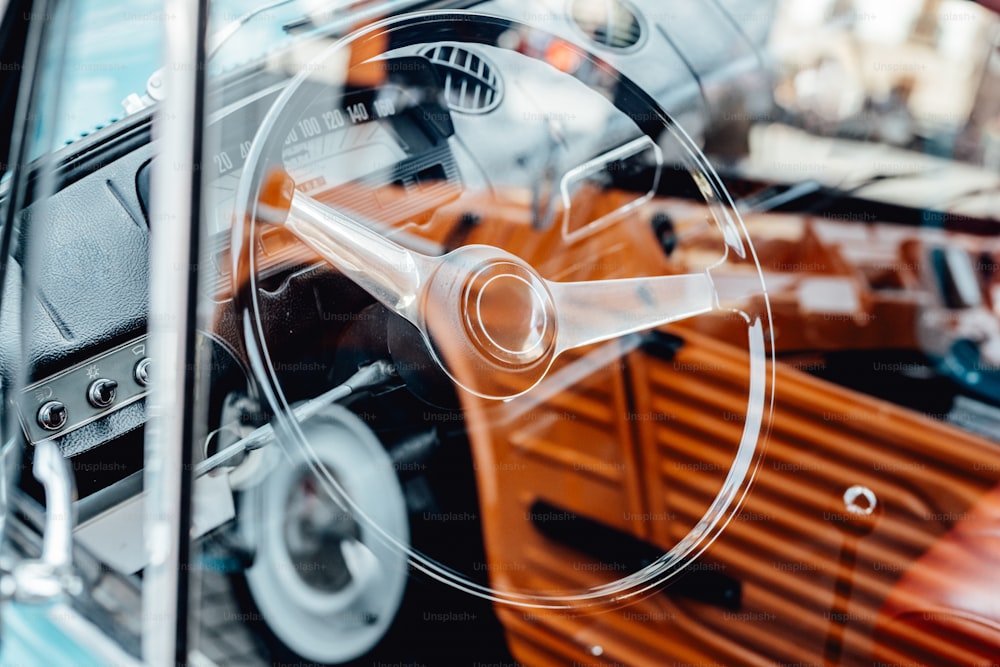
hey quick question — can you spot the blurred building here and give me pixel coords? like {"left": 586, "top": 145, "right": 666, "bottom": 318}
{"left": 768, "top": 0, "right": 999, "bottom": 162}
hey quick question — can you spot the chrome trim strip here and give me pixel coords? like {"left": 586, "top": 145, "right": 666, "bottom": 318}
{"left": 143, "top": 0, "right": 209, "bottom": 663}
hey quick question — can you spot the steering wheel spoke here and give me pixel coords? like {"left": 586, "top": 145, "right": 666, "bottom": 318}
{"left": 262, "top": 171, "right": 725, "bottom": 399}
{"left": 282, "top": 184, "right": 433, "bottom": 323}
{"left": 547, "top": 272, "right": 716, "bottom": 353}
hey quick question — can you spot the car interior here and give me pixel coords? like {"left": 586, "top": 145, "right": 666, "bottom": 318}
{"left": 3, "top": 0, "right": 1000, "bottom": 665}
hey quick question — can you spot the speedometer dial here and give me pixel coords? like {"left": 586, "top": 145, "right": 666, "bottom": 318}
{"left": 284, "top": 121, "right": 408, "bottom": 196}
{"left": 202, "top": 57, "right": 463, "bottom": 295}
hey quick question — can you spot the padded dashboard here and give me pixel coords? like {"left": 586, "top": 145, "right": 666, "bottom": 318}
{"left": 1, "top": 134, "right": 154, "bottom": 457}
{"left": 5, "top": 142, "right": 152, "bottom": 381}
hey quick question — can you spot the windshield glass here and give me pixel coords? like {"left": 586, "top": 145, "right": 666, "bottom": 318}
{"left": 187, "top": 2, "right": 1000, "bottom": 662}
{"left": 759, "top": 0, "right": 1000, "bottom": 218}
{"left": 6, "top": 1, "right": 1000, "bottom": 666}
{"left": 62, "top": 0, "right": 1000, "bottom": 221}
{"left": 60, "top": 0, "right": 423, "bottom": 143}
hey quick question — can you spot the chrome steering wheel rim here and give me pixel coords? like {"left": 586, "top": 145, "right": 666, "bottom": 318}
{"left": 232, "top": 9, "right": 774, "bottom": 610}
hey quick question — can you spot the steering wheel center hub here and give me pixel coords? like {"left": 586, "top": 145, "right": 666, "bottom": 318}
{"left": 478, "top": 275, "right": 547, "bottom": 355}
{"left": 462, "top": 261, "right": 556, "bottom": 367}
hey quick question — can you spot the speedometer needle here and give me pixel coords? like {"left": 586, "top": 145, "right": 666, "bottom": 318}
{"left": 257, "top": 169, "right": 723, "bottom": 400}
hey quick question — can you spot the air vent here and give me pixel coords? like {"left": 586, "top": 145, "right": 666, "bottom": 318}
{"left": 421, "top": 45, "right": 503, "bottom": 114}
{"left": 570, "top": 0, "right": 644, "bottom": 50}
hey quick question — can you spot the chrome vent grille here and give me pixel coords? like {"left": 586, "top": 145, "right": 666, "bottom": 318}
{"left": 570, "top": 0, "right": 644, "bottom": 50}
{"left": 421, "top": 45, "right": 503, "bottom": 114}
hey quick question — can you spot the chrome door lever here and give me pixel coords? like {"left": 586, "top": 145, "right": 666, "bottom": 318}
{"left": 1, "top": 441, "right": 82, "bottom": 604}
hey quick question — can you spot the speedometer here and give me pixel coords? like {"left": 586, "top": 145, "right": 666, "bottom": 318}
{"left": 202, "top": 56, "right": 463, "bottom": 293}
{"left": 284, "top": 121, "right": 409, "bottom": 195}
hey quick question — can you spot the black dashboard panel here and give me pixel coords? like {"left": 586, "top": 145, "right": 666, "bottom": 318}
{"left": 5, "top": 143, "right": 153, "bottom": 384}
{"left": 0, "top": 135, "right": 153, "bottom": 456}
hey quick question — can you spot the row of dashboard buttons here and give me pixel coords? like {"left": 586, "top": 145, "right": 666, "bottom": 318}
{"left": 35, "top": 358, "right": 149, "bottom": 431}
{"left": 20, "top": 337, "right": 151, "bottom": 444}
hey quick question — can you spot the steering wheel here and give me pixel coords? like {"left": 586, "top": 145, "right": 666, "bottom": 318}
{"left": 231, "top": 10, "right": 773, "bottom": 617}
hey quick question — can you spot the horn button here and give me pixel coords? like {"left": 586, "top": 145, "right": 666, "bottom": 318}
{"left": 462, "top": 261, "right": 556, "bottom": 368}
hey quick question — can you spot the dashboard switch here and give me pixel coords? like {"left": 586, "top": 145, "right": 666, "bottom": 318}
{"left": 19, "top": 336, "right": 150, "bottom": 444}
{"left": 88, "top": 379, "right": 119, "bottom": 408}
{"left": 134, "top": 358, "right": 150, "bottom": 387}
{"left": 37, "top": 401, "right": 68, "bottom": 431}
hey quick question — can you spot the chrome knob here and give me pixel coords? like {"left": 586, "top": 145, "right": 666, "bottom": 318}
{"left": 87, "top": 379, "right": 118, "bottom": 408}
{"left": 37, "top": 401, "right": 68, "bottom": 431}
{"left": 134, "top": 357, "right": 151, "bottom": 386}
